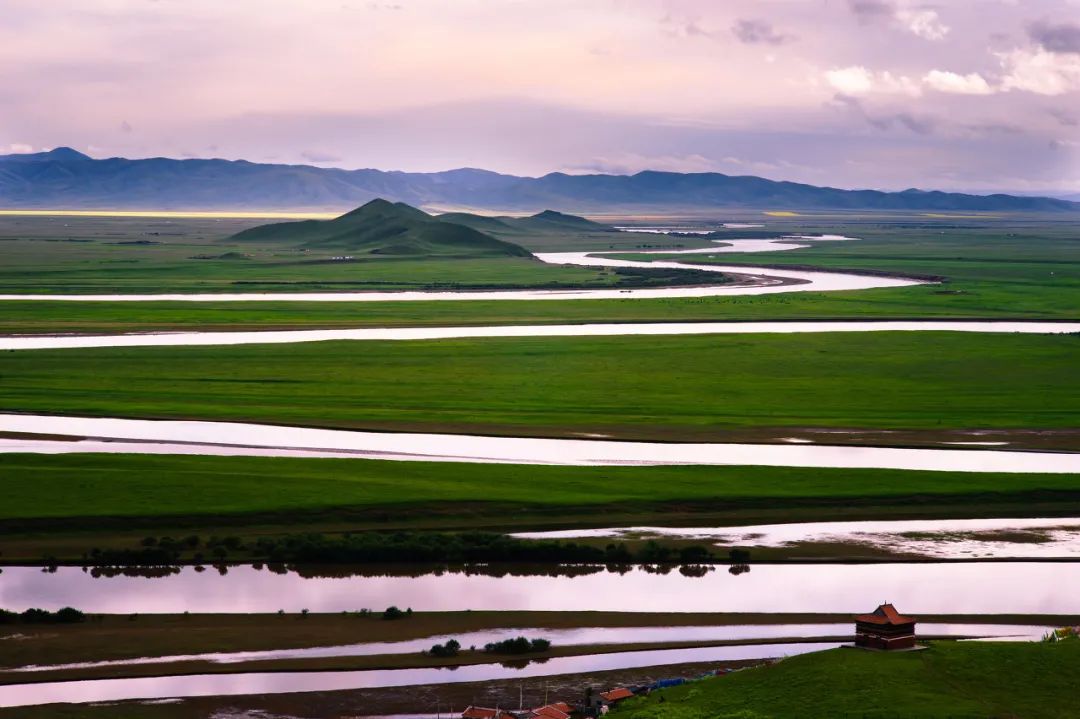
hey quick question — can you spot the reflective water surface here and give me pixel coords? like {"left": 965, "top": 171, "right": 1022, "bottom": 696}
{"left": 8, "top": 623, "right": 1043, "bottom": 673}
{"left": 3, "top": 413, "right": 1079, "bottom": 471}
{"left": 3, "top": 321, "right": 1078, "bottom": 352}
{"left": 0, "top": 642, "right": 838, "bottom": 708}
{"left": 512, "top": 517, "right": 1080, "bottom": 559}
{"left": 2, "top": 563, "right": 1078, "bottom": 615}
{"left": 0, "top": 236, "right": 924, "bottom": 302}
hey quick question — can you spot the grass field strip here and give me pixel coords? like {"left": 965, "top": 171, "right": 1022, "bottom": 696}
{"left": 2, "top": 414, "right": 1078, "bottom": 472}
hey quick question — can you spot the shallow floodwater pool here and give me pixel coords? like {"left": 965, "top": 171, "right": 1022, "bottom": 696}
{"left": 2, "top": 563, "right": 1078, "bottom": 615}
{"left": 0, "top": 642, "right": 838, "bottom": 708}
{"left": 512, "top": 517, "right": 1080, "bottom": 559}
{"left": 8, "top": 622, "right": 1042, "bottom": 674}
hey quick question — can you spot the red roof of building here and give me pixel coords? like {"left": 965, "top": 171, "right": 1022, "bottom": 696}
{"left": 532, "top": 704, "right": 571, "bottom": 719}
{"left": 600, "top": 687, "right": 634, "bottom": 702}
{"left": 854, "top": 603, "right": 916, "bottom": 625}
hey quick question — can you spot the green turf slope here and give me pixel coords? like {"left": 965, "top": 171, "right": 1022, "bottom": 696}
{"left": 617, "top": 641, "right": 1080, "bottom": 719}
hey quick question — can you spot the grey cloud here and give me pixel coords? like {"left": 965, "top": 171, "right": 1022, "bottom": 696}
{"left": 1028, "top": 20, "right": 1080, "bottom": 53}
{"left": 961, "top": 122, "right": 1024, "bottom": 136}
{"left": 301, "top": 149, "right": 343, "bottom": 163}
{"left": 870, "top": 112, "right": 936, "bottom": 135}
{"left": 847, "top": 0, "right": 894, "bottom": 24}
{"left": 732, "top": 19, "right": 794, "bottom": 46}
{"left": 832, "top": 94, "right": 936, "bottom": 135}
{"left": 658, "top": 12, "right": 714, "bottom": 39}
{"left": 1049, "top": 108, "right": 1078, "bottom": 127}
{"left": 683, "top": 20, "right": 712, "bottom": 38}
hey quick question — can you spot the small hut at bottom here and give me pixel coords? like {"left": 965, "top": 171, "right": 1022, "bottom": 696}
{"left": 854, "top": 603, "right": 917, "bottom": 650}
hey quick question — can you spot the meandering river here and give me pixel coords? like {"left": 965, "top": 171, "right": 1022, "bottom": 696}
{"left": 2, "top": 413, "right": 1079, "bottom": 471}
{"left": 2, "top": 320, "right": 1077, "bottom": 351}
{"left": 0, "top": 238, "right": 924, "bottom": 302}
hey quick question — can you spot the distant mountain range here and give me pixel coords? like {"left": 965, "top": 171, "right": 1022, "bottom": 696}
{"left": 1, "top": 147, "right": 1076, "bottom": 213}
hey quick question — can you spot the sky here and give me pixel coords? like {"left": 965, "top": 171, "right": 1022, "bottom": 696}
{"left": 1, "top": 0, "right": 1078, "bottom": 195}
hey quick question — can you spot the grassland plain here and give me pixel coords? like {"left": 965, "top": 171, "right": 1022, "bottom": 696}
{"left": 3, "top": 454, "right": 1080, "bottom": 560}
{"left": 0, "top": 212, "right": 670, "bottom": 295}
{"left": 615, "top": 641, "right": 1080, "bottom": 719}
{"left": 0, "top": 214, "right": 1078, "bottom": 335}
{"left": 1, "top": 333, "right": 1076, "bottom": 436}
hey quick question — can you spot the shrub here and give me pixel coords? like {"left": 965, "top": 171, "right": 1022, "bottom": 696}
{"left": 429, "top": 639, "right": 461, "bottom": 657}
{"left": 483, "top": 636, "right": 552, "bottom": 655}
{"left": 382, "top": 606, "right": 406, "bottom": 620}
{"left": 54, "top": 607, "right": 86, "bottom": 623}
{"left": 729, "top": 548, "right": 752, "bottom": 564}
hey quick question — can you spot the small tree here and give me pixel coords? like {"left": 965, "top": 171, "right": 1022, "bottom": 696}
{"left": 429, "top": 639, "right": 461, "bottom": 657}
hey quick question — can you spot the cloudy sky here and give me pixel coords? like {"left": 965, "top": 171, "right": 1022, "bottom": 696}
{"left": 1, "top": 0, "right": 1078, "bottom": 194}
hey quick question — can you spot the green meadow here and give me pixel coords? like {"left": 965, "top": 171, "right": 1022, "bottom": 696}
{"left": 616, "top": 641, "right": 1080, "bottom": 719}
{"left": 3, "top": 453, "right": 1078, "bottom": 526}
{"left": 1, "top": 332, "right": 1076, "bottom": 437}
{"left": 1, "top": 215, "right": 1077, "bottom": 334}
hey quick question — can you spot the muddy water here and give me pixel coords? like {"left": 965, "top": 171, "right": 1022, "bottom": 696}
{"left": 0, "top": 642, "right": 838, "bottom": 708}
{"left": 512, "top": 517, "right": 1080, "bottom": 559}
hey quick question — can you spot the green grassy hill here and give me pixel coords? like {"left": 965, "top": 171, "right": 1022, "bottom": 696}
{"left": 617, "top": 641, "right": 1080, "bottom": 719}
{"left": 230, "top": 199, "right": 532, "bottom": 258}
{"left": 436, "top": 208, "right": 616, "bottom": 236}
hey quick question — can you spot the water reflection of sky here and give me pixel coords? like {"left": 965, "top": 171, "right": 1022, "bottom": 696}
{"left": 8, "top": 623, "right": 1046, "bottom": 673}
{"left": 2, "top": 563, "right": 1079, "bottom": 614}
{"left": 512, "top": 517, "right": 1080, "bottom": 559}
{"left": 0, "top": 642, "right": 839, "bottom": 708}
{"left": 3, "top": 413, "right": 1080, "bottom": 472}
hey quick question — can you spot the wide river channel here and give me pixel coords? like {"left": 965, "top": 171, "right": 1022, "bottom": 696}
{"left": 2, "top": 413, "right": 1079, "bottom": 471}
{"left": 1, "top": 562, "right": 1076, "bottom": 707}
{"left": 3, "top": 562, "right": 1078, "bottom": 615}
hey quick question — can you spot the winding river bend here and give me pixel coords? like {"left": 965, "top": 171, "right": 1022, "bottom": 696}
{"left": 0, "top": 238, "right": 924, "bottom": 302}
{"left": 1, "top": 235, "right": 1075, "bottom": 469}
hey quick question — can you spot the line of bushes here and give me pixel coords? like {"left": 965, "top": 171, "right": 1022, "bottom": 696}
{"left": 71, "top": 532, "right": 747, "bottom": 567}
{"left": 0, "top": 607, "right": 86, "bottom": 624}
{"left": 485, "top": 636, "right": 552, "bottom": 654}
{"left": 425, "top": 635, "right": 552, "bottom": 658}
{"left": 244, "top": 533, "right": 718, "bottom": 565}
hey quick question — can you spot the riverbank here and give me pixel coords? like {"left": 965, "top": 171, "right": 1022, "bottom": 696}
{"left": 0, "top": 657, "right": 759, "bottom": 718}
{"left": 3, "top": 333, "right": 1076, "bottom": 439}
{"left": 4, "top": 453, "right": 1080, "bottom": 563}
{"left": 6, "top": 610, "right": 1065, "bottom": 673}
